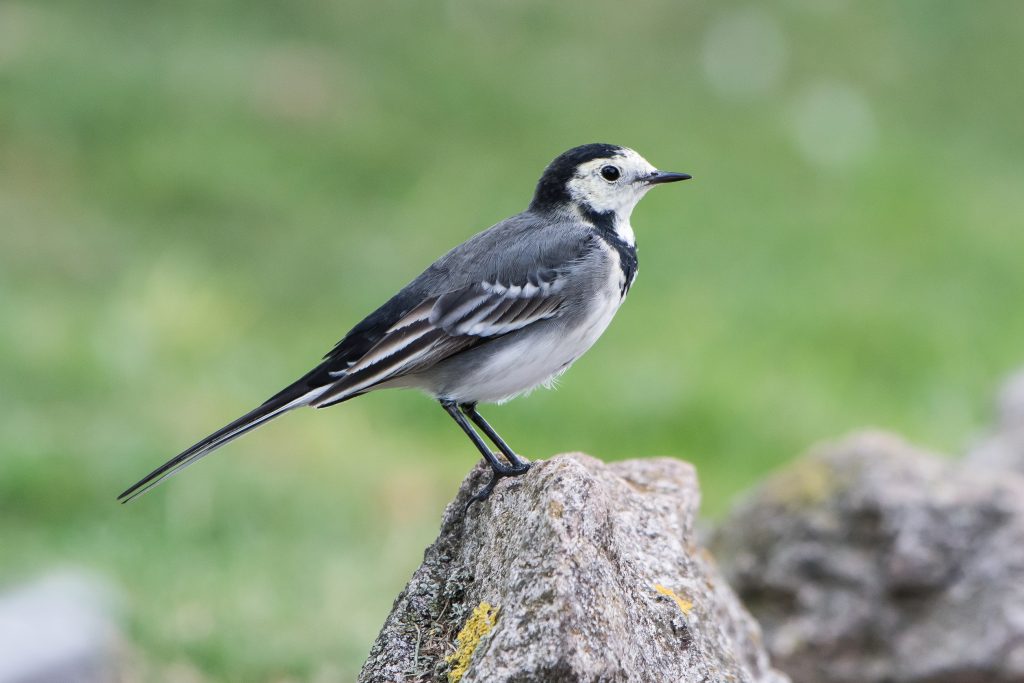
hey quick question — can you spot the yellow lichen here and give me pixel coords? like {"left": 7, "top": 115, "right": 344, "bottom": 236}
{"left": 654, "top": 583, "right": 693, "bottom": 614}
{"left": 446, "top": 602, "right": 499, "bottom": 683}
{"left": 762, "top": 456, "right": 837, "bottom": 509}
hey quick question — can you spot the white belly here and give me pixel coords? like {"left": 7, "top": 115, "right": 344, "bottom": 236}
{"left": 439, "top": 248, "right": 627, "bottom": 404}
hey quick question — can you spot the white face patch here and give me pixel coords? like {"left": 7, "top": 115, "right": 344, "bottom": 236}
{"left": 565, "top": 148, "right": 659, "bottom": 232}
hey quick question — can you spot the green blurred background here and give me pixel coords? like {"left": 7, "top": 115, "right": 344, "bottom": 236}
{"left": 2, "top": 0, "right": 1022, "bottom": 679}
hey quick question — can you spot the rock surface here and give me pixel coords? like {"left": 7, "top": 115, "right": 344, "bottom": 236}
{"left": 0, "top": 570, "right": 121, "bottom": 683}
{"left": 711, "top": 431, "right": 1024, "bottom": 683}
{"left": 359, "top": 453, "right": 789, "bottom": 683}
{"left": 967, "top": 367, "right": 1024, "bottom": 475}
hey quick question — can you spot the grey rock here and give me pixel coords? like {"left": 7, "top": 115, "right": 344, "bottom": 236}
{"left": 967, "top": 426, "right": 1024, "bottom": 475}
{"left": 0, "top": 570, "right": 122, "bottom": 683}
{"left": 359, "top": 453, "right": 789, "bottom": 683}
{"left": 996, "top": 368, "right": 1024, "bottom": 430}
{"left": 711, "top": 431, "right": 1024, "bottom": 683}
{"left": 967, "top": 367, "right": 1024, "bottom": 475}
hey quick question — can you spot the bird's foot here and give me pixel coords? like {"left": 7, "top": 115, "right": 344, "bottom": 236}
{"left": 464, "top": 460, "right": 531, "bottom": 513}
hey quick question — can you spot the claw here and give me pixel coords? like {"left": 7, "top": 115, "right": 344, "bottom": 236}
{"left": 464, "top": 472, "right": 500, "bottom": 512}
{"left": 464, "top": 461, "right": 531, "bottom": 513}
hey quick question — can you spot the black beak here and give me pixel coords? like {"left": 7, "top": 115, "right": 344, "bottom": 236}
{"left": 645, "top": 170, "right": 692, "bottom": 185}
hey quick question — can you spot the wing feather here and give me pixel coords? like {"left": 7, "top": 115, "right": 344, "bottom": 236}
{"left": 312, "top": 270, "right": 568, "bottom": 407}
{"left": 477, "top": 295, "right": 520, "bottom": 325}
{"left": 435, "top": 278, "right": 564, "bottom": 337}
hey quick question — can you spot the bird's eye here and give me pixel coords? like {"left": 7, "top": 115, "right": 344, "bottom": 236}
{"left": 600, "top": 165, "right": 621, "bottom": 181}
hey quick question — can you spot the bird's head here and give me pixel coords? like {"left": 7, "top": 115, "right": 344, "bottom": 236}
{"left": 529, "top": 143, "right": 690, "bottom": 220}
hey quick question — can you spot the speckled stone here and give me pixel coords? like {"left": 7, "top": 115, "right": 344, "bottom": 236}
{"left": 712, "top": 431, "right": 1024, "bottom": 683}
{"left": 967, "top": 367, "right": 1024, "bottom": 476}
{"left": 358, "top": 453, "right": 789, "bottom": 683}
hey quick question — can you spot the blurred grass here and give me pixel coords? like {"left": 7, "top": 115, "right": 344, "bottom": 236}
{"left": 1, "top": 0, "right": 1023, "bottom": 679}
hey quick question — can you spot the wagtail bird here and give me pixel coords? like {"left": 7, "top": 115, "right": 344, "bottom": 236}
{"left": 119, "top": 144, "right": 690, "bottom": 505}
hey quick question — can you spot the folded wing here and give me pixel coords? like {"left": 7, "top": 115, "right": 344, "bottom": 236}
{"left": 310, "top": 268, "right": 566, "bottom": 407}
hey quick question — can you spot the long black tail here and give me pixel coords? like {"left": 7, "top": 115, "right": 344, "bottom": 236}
{"left": 118, "top": 386, "right": 320, "bottom": 503}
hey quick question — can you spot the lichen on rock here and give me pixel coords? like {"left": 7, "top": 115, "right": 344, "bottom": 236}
{"left": 712, "top": 430, "right": 1024, "bottom": 683}
{"left": 445, "top": 602, "right": 499, "bottom": 683}
{"left": 358, "top": 453, "right": 789, "bottom": 683}
{"left": 654, "top": 583, "right": 693, "bottom": 615}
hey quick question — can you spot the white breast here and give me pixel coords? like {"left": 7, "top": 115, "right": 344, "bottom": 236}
{"left": 438, "top": 242, "right": 627, "bottom": 404}
{"left": 616, "top": 218, "right": 636, "bottom": 247}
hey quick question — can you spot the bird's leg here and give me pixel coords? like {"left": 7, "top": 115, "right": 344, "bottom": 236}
{"left": 440, "top": 400, "right": 529, "bottom": 509}
{"left": 461, "top": 402, "right": 532, "bottom": 509}
{"left": 459, "top": 403, "right": 531, "bottom": 472}
{"left": 440, "top": 400, "right": 515, "bottom": 474}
